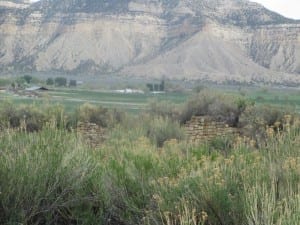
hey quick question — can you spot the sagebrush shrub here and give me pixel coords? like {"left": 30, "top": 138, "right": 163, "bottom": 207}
{"left": 239, "top": 105, "right": 294, "bottom": 145}
{"left": 147, "top": 100, "right": 181, "bottom": 121}
{"left": 77, "top": 103, "right": 124, "bottom": 128}
{"left": 145, "top": 116, "right": 185, "bottom": 147}
{"left": 179, "top": 91, "right": 247, "bottom": 127}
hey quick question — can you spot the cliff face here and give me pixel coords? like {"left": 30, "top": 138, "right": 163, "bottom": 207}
{"left": 250, "top": 24, "right": 300, "bottom": 74}
{"left": 0, "top": 0, "right": 299, "bottom": 84}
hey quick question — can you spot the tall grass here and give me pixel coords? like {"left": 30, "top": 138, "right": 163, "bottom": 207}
{"left": 0, "top": 102, "right": 299, "bottom": 225}
{"left": 0, "top": 125, "right": 105, "bottom": 224}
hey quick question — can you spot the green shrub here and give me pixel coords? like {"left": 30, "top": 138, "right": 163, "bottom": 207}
{"left": 146, "top": 100, "right": 181, "bottom": 121}
{"left": 0, "top": 103, "right": 47, "bottom": 132}
{"left": 0, "top": 102, "right": 71, "bottom": 132}
{"left": 0, "top": 101, "right": 19, "bottom": 129}
{"left": 18, "top": 105, "right": 45, "bottom": 132}
{"left": 0, "top": 127, "right": 105, "bottom": 224}
{"left": 23, "top": 75, "right": 32, "bottom": 84}
{"left": 46, "top": 77, "right": 54, "bottom": 85}
{"left": 239, "top": 105, "right": 294, "bottom": 145}
{"left": 0, "top": 101, "right": 125, "bottom": 132}
{"left": 145, "top": 117, "right": 185, "bottom": 147}
{"left": 208, "top": 135, "right": 235, "bottom": 154}
{"left": 77, "top": 103, "right": 114, "bottom": 127}
{"left": 54, "top": 77, "right": 67, "bottom": 87}
{"left": 180, "top": 91, "right": 247, "bottom": 127}
{"left": 0, "top": 78, "right": 11, "bottom": 86}
{"left": 193, "top": 84, "right": 207, "bottom": 93}
{"left": 180, "top": 90, "right": 215, "bottom": 124}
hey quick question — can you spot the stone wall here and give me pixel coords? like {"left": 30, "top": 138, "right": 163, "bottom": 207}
{"left": 77, "top": 122, "right": 107, "bottom": 148}
{"left": 185, "top": 116, "right": 237, "bottom": 143}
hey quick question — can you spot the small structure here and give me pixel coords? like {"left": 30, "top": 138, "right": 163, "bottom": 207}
{"left": 77, "top": 81, "right": 84, "bottom": 85}
{"left": 25, "top": 86, "right": 49, "bottom": 91}
{"left": 77, "top": 122, "right": 107, "bottom": 148}
{"left": 21, "top": 86, "right": 49, "bottom": 98}
{"left": 147, "top": 80, "right": 165, "bottom": 92}
{"left": 185, "top": 116, "right": 237, "bottom": 143}
{"left": 0, "top": 87, "right": 6, "bottom": 93}
{"left": 114, "top": 88, "right": 144, "bottom": 94}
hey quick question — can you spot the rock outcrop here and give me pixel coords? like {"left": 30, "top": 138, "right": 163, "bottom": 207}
{"left": 77, "top": 122, "right": 107, "bottom": 148}
{"left": 0, "top": 0, "right": 299, "bottom": 84}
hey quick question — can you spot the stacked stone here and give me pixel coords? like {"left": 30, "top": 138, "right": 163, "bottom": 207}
{"left": 185, "top": 116, "right": 237, "bottom": 143}
{"left": 283, "top": 115, "right": 292, "bottom": 133}
{"left": 77, "top": 122, "right": 107, "bottom": 148}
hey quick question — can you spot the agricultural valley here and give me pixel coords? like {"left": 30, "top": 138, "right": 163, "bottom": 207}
{"left": 0, "top": 0, "right": 300, "bottom": 225}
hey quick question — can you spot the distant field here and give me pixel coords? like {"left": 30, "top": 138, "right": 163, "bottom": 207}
{"left": 207, "top": 85, "right": 300, "bottom": 111}
{"left": 243, "top": 87, "right": 300, "bottom": 111}
{"left": 0, "top": 88, "right": 190, "bottom": 113}
{"left": 1, "top": 85, "right": 299, "bottom": 112}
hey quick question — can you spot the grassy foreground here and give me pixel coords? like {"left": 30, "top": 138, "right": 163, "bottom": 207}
{"left": 0, "top": 118, "right": 299, "bottom": 225}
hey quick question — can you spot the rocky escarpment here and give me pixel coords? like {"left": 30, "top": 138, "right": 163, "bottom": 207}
{"left": 0, "top": 0, "right": 299, "bottom": 84}
{"left": 250, "top": 24, "right": 300, "bottom": 74}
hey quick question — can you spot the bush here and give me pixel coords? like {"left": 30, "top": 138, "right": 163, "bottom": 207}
{"left": 208, "top": 135, "right": 235, "bottom": 154}
{"left": 0, "top": 127, "right": 105, "bottom": 225}
{"left": 0, "top": 78, "right": 11, "bottom": 86}
{"left": 145, "top": 116, "right": 185, "bottom": 147}
{"left": 0, "top": 102, "right": 24, "bottom": 129}
{"left": 69, "top": 79, "right": 77, "bottom": 87}
{"left": 46, "top": 77, "right": 54, "bottom": 85}
{"left": 180, "top": 91, "right": 247, "bottom": 127}
{"left": 23, "top": 75, "right": 32, "bottom": 84}
{"left": 0, "top": 102, "right": 69, "bottom": 132}
{"left": 54, "top": 77, "right": 67, "bottom": 87}
{"left": 18, "top": 105, "right": 44, "bottom": 132}
{"left": 239, "top": 105, "right": 292, "bottom": 136}
{"left": 77, "top": 103, "right": 124, "bottom": 128}
{"left": 193, "top": 84, "right": 206, "bottom": 93}
{"left": 18, "top": 105, "right": 45, "bottom": 132}
{"left": 146, "top": 100, "right": 181, "bottom": 121}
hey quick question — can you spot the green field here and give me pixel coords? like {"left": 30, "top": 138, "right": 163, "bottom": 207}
{"left": 247, "top": 88, "right": 300, "bottom": 110}
{"left": 1, "top": 85, "right": 300, "bottom": 113}
{"left": 1, "top": 88, "right": 190, "bottom": 113}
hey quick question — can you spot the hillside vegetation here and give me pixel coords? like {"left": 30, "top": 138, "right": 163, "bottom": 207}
{"left": 0, "top": 92, "right": 299, "bottom": 225}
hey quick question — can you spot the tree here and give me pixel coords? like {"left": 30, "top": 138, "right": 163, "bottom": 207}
{"left": 55, "top": 77, "right": 67, "bottom": 87}
{"left": 193, "top": 85, "right": 206, "bottom": 93}
{"left": 69, "top": 80, "right": 77, "bottom": 87}
{"left": 15, "top": 77, "right": 26, "bottom": 87}
{"left": 154, "top": 84, "right": 160, "bottom": 92}
{"left": 159, "top": 80, "right": 165, "bottom": 92}
{"left": 46, "top": 78, "right": 54, "bottom": 85}
{"left": 23, "top": 75, "right": 32, "bottom": 84}
{"left": 147, "top": 83, "right": 154, "bottom": 92}
{"left": 0, "top": 78, "right": 11, "bottom": 86}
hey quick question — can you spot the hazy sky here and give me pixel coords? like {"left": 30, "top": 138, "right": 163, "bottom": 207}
{"left": 28, "top": 0, "right": 300, "bottom": 20}
{"left": 250, "top": 0, "right": 300, "bottom": 19}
